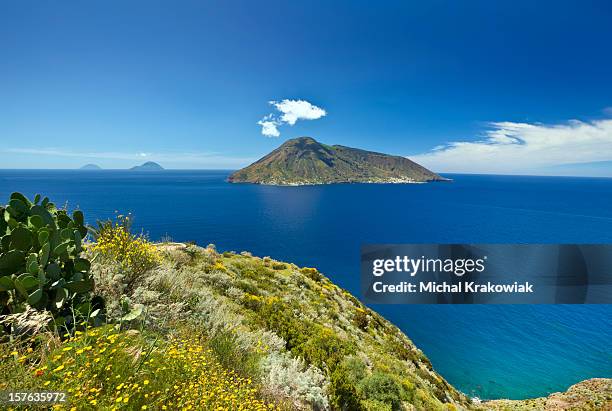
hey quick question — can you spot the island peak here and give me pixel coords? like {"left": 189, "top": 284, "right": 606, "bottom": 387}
{"left": 130, "top": 161, "right": 164, "bottom": 171}
{"left": 80, "top": 163, "right": 102, "bottom": 170}
{"left": 229, "top": 137, "right": 446, "bottom": 185}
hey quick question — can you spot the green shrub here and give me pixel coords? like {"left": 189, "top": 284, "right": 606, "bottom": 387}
{"left": 235, "top": 280, "right": 260, "bottom": 296}
{"left": 358, "top": 372, "right": 403, "bottom": 411}
{"left": 296, "top": 326, "right": 355, "bottom": 371}
{"left": 414, "top": 387, "right": 445, "bottom": 410}
{"left": 329, "top": 357, "right": 367, "bottom": 410}
{"left": 330, "top": 365, "right": 364, "bottom": 410}
{"left": 236, "top": 266, "right": 259, "bottom": 280}
{"left": 271, "top": 262, "right": 287, "bottom": 270}
{"left": 0, "top": 192, "right": 93, "bottom": 330}
{"left": 341, "top": 357, "right": 367, "bottom": 382}
{"left": 361, "top": 399, "right": 393, "bottom": 411}
{"left": 300, "top": 267, "right": 322, "bottom": 281}
{"left": 257, "top": 297, "right": 355, "bottom": 374}
{"left": 353, "top": 308, "right": 369, "bottom": 330}
{"left": 258, "top": 298, "right": 309, "bottom": 351}
{"left": 398, "top": 377, "right": 416, "bottom": 403}
{"left": 241, "top": 293, "right": 263, "bottom": 311}
{"left": 385, "top": 334, "right": 415, "bottom": 362}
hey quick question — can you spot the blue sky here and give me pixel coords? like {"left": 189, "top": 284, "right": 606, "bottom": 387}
{"left": 1, "top": 1, "right": 611, "bottom": 175}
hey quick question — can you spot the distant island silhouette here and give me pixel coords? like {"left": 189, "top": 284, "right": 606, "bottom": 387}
{"left": 130, "top": 161, "right": 164, "bottom": 171}
{"left": 80, "top": 163, "right": 102, "bottom": 170}
{"left": 78, "top": 162, "right": 165, "bottom": 171}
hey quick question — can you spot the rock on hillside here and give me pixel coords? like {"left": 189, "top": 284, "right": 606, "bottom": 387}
{"left": 479, "top": 379, "right": 611, "bottom": 411}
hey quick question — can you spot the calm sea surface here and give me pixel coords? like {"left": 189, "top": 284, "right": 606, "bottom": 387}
{"left": 1, "top": 170, "right": 611, "bottom": 400}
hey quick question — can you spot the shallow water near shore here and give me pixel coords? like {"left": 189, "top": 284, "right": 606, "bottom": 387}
{"left": 1, "top": 169, "right": 611, "bottom": 400}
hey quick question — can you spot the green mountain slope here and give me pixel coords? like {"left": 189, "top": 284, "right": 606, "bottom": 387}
{"left": 3, "top": 236, "right": 607, "bottom": 410}
{"left": 229, "top": 137, "right": 446, "bottom": 185}
{"left": 144, "top": 244, "right": 471, "bottom": 409}
{"left": 120, "top": 245, "right": 610, "bottom": 410}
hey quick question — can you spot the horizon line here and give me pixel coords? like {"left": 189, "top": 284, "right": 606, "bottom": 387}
{"left": 0, "top": 168, "right": 610, "bottom": 179}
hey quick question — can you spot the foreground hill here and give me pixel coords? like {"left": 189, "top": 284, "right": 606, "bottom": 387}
{"left": 138, "top": 244, "right": 469, "bottom": 409}
{"left": 115, "top": 244, "right": 612, "bottom": 410}
{"left": 134, "top": 245, "right": 612, "bottom": 410}
{"left": 2, "top": 237, "right": 608, "bottom": 409}
{"left": 229, "top": 137, "right": 446, "bottom": 185}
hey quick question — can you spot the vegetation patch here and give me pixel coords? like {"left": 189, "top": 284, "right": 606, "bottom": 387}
{"left": 0, "top": 325, "right": 275, "bottom": 410}
{"left": 0, "top": 192, "right": 480, "bottom": 410}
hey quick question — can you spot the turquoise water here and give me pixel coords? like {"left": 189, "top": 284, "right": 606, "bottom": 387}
{"left": 1, "top": 170, "right": 611, "bottom": 399}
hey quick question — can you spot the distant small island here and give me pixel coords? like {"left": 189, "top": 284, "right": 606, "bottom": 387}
{"left": 80, "top": 163, "right": 102, "bottom": 170}
{"left": 130, "top": 161, "right": 164, "bottom": 171}
{"left": 229, "top": 136, "right": 447, "bottom": 185}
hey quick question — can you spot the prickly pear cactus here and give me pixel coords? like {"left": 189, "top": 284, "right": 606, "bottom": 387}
{"left": 0, "top": 192, "right": 94, "bottom": 328}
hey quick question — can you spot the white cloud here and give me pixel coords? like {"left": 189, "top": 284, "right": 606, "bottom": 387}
{"left": 257, "top": 114, "right": 281, "bottom": 137}
{"left": 271, "top": 99, "right": 327, "bottom": 125}
{"left": 258, "top": 99, "right": 326, "bottom": 137}
{"left": 410, "top": 118, "right": 612, "bottom": 175}
{"left": 257, "top": 120, "right": 280, "bottom": 137}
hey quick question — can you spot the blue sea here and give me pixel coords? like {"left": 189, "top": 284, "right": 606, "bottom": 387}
{"left": 1, "top": 170, "right": 611, "bottom": 400}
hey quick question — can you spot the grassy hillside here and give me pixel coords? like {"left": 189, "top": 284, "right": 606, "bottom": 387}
{"left": 2, "top": 241, "right": 610, "bottom": 410}
{"left": 92, "top": 242, "right": 469, "bottom": 410}
{"left": 228, "top": 137, "right": 445, "bottom": 185}
{"left": 1, "top": 234, "right": 468, "bottom": 410}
